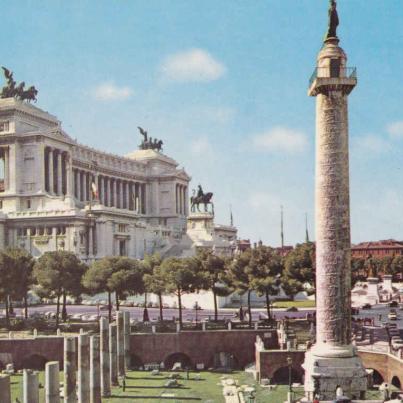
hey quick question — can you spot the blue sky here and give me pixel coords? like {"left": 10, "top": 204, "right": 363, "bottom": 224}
{"left": 2, "top": 1, "right": 403, "bottom": 246}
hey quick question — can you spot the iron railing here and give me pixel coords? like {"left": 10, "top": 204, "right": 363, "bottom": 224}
{"left": 309, "top": 67, "right": 357, "bottom": 87}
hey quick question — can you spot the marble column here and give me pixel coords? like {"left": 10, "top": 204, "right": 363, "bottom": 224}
{"left": 176, "top": 184, "right": 179, "bottom": 213}
{"left": 83, "top": 172, "right": 88, "bottom": 202}
{"left": 64, "top": 336, "right": 76, "bottom": 403}
{"left": 125, "top": 182, "right": 130, "bottom": 209}
{"left": 100, "top": 317, "right": 111, "bottom": 397}
{"left": 302, "top": 32, "right": 367, "bottom": 400}
{"left": 45, "top": 361, "right": 60, "bottom": 403}
{"left": 0, "top": 218, "right": 6, "bottom": 251}
{"left": 133, "top": 183, "right": 138, "bottom": 212}
{"left": 180, "top": 185, "right": 183, "bottom": 214}
{"left": 57, "top": 150, "right": 62, "bottom": 195}
{"left": 90, "top": 335, "right": 101, "bottom": 403}
{"left": 41, "top": 144, "right": 46, "bottom": 193}
{"left": 109, "top": 324, "right": 118, "bottom": 386}
{"left": 23, "top": 369, "right": 39, "bottom": 403}
{"left": 65, "top": 155, "right": 73, "bottom": 197}
{"left": 4, "top": 148, "right": 9, "bottom": 191}
{"left": 123, "top": 311, "right": 131, "bottom": 369}
{"left": 116, "top": 311, "right": 125, "bottom": 376}
{"left": 113, "top": 179, "right": 117, "bottom": 207}
{"left": 0, "top": 374, "right": 11, "bottom": 403}
{"left": 184, "top": 186, "right": 188, "bottom": 215}
{"left": 76, "top": 171, "right": 81, "bottom": 201}
{"left": 140, "top": 183, "right": 144, "bottom": 213}
{"left": 48, "top": 148, "right": 54, "bottom": 194}
{"left": 100, "top": 177, "right": 104, "bottom": 205}
{"left": 78, "top": 333, "right": 90, "bottom": 403}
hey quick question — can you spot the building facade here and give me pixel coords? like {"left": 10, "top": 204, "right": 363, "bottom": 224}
{"left": 352, "top": 239, "right": 403, "bottom": 259}
{"left": 0, "top": 98, "right": 190, "bottom": 261}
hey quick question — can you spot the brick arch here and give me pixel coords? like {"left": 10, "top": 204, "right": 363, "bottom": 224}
{"left": 391, "top": 375, "right": 401, "bottom": 390}
{"left": 358, "top": 351, "right": 389, "bottom": 382}
{"left": 130, "top": 354, "right": 144, "bottom": 370}
{"left": 367, "top": 368, "right": 384, "bottom": 385}
{"left": 272, "top": 366, "right": 303, "bottom": 384}
{"left": 264, "top": 353, "right": 306, "bottom": 380}
{"left": 164, "top": 352, "right": 193, "bottom": 370}
{"left": 21, "top": 354, "right": 48, "bottom": 370}
{"left": 208, "top": 351, "right": 241, "bottom": 370}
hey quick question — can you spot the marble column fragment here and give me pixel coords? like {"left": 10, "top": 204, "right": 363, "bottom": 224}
{"left": 64, "top": 336, "right": 77, "bottom": 403}
{"left": 123, "top": 311, "right": 131, "bottom": 369}
{"left": 78, "top": 333, "right": 90, "bottom": 403}
{"left": 100, "top": 317, "right": 111, "bottom": 397}
{"left": 90, "top": 335, "right": 101, "bottom": 403}
{"left": 0, "top": 374, "right": 11, "bottom": 403}
{"left": 116, "top": 311, "right": 125, "bottom": 376}
{"left": 23, "top": 369, "right": 39, "bottom": 403}
{"left": 45, "top": 361, "right": 60, "bottom": 403}
{"left": 109, "top": 324, "right": 118, "bottom": 386}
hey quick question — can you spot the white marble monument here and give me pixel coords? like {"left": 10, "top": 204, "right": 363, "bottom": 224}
{"left": 302, "top": 2, "right": 367, "bottom": 400}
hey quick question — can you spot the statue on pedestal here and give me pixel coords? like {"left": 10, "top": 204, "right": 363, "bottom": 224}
{"left": 325, "top": 0, "right": 339, "bottom": 40}
{"left": 1, "top": 67, "right": 38, "bottom": 102}
{"left": 190, "top": 185, "right": 214, "bottom": 213}
{"left": 137, "top": 126, "right": 163, "bottom": 152}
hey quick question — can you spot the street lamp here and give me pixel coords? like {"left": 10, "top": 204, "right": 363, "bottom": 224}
{"left": 194, "top": 301, "right": 200, "bottom": 324}
{"left": 287, "top": 356, "right": 293, "bottom": 393}
{"left": 312, "top": 374, "right": 321, "bottom": 402}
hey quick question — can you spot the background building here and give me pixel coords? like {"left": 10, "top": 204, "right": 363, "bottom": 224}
{"left": 0, "top": 98, "right": 190, "bottom": 261}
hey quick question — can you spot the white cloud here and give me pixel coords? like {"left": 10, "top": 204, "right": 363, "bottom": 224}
{"left": 93, "top": 82, "right": 133, "bottom": 101}
{"left": 160, "top": 48, "right": 226, "bottom": 82}
{"left": 190, "top": 137, "right": 214, "bottom": 155}
{"left": 359, "top": 134, "right": 391, "bottom": 154}
{"left": 252, "top": 126, "right": 308, "bottom": 154}
{"left": 248, "top": 191, "right": 281, "bottom": 210}
{"left": 387, "top": 121, "right": 403, "bottom": 138}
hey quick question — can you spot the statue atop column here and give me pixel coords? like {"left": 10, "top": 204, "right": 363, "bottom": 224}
{"left": 137, "top": 126, "right": 163, "bottom": 152}
{"left": 1, "top": 67, "right": 38, "bottom": 102}
{"left": 325, "top": 0, "right": 339, "bottom": 40}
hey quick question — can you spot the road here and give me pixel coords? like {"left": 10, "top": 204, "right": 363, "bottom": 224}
{"left": 3, "top": 303, "right": 402, "bottom": 328}
{"left": 4, "top": 304, "right": 313, "bottom": 322}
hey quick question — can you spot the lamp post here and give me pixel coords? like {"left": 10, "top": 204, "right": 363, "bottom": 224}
{"left": 312, "top": 374, "right": 320, "bottom": 402}
{"left": 194, "top": 301, "right": 199, "bottom": 324}
{"left": 287, "top": 356, "right": 292, "bottom": 391}
{"left": 287, "top": 356, "right": 293, "bottom": 403}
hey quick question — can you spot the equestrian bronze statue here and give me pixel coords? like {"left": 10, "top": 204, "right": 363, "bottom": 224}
{"left": 1, "top": 67, "right": 38, "bottom": 102}
{"left": 137, "top": 126, "right": 163, "bottom": 152}
{"left": 190, "top": 185, "right": 214, "bottom": 213}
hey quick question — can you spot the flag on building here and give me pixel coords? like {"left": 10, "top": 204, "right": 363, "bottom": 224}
{"left": 91, "top": 181, "right": 98, "bottom": 200}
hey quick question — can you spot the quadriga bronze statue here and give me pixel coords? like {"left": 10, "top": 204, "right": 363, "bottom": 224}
{"left": 1, "top": 67, "right": 38, "bottom": 102}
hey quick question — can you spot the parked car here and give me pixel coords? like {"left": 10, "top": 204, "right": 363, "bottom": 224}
{"left": 99, "top": 305, "right": 109, "bottom": 311}
{"left": 361, "top": 303, "right": 372, "bottom": 310}
{"left": 389, "top": 301, "right": 398, "bottom": 308}
{"left": 286, "top": 306, "right": 298, "bottom": 312}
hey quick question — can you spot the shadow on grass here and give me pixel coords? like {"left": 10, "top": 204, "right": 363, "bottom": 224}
{"left": 109, "top": 395, "right": 201, "bottom": 400}
{"left": 123, "top": 385, "right": 190, "bottom": 390}
{"left": 125, "top": 376, "right": 170, "bottom": 381}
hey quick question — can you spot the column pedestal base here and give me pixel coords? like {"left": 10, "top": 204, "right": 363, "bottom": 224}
{"left": 303, "top": 344, "right": 367, "bottom": 401}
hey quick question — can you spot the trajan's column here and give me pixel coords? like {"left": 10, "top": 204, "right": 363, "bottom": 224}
{"left": 303, "top": 1, "right": 367, "bottom": 400}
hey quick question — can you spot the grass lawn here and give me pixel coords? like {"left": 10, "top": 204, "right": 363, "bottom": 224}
{"left": 272, "top": 300, "right": 316, "bottom": 309}
{"left": 9, "top": 370, "right": 383, "bottom": 402}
